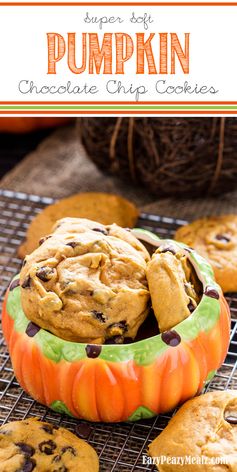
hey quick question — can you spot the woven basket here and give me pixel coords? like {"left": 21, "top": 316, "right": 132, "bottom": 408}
{"left": 79, "top": 117, "right": 237, "bottom": 198}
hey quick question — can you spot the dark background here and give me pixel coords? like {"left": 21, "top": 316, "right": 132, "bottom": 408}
{"left": 0, "top": 129, "right": 53, "bottom": 179}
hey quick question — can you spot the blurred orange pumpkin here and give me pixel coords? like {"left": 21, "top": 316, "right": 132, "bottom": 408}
{"left": 0, "top": 118, "right": 72, "bottom": 133}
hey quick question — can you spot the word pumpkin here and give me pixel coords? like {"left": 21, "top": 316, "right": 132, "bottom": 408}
{"left": 47, "top": 32, "right": 190, "bottom": 75}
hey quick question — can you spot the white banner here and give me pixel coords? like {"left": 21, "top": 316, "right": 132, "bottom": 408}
{"left": 0, "top": 2, "right": 236, "bottom": 114}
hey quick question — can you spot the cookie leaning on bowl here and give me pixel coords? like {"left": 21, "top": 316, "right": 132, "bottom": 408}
{"left": 0, "top": 417, "right": 99, "bottom": 472}
{"left": 175, "top": 214, "right": 237, "bottom": 293}
{"left": 146, "top": 243, "right": 202, "bottom": 332}
{"left": 148, "top": 390, "right": 237, "bottom": 471}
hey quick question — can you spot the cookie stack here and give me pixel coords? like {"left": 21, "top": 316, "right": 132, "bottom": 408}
{"left": 20, "top": 217, "right": 150, "bottom": 344}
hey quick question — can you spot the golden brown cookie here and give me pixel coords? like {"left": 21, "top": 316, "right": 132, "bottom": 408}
{"left": 175, "top": 215, "right": 237, "bottom": 292}
{"left": 0, "top": 417, "right": 99, "bottom": 472}
{"left": 148, "top": 390, "right": 237, "bottom": 471}
{"left": 146, "top": 244, "right": 201, "bottom": 332}
{"left": 18, "top": 192, "right": 139, "bottom": 258}
{"left": 20, "top": 217, "right": 150, "bottom": 343}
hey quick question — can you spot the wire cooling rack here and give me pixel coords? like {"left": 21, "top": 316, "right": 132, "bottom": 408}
{"left": 0, "top": 188, "right": 236, "bottom": 472}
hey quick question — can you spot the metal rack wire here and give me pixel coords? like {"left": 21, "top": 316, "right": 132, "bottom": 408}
{"left": 0, "top": 189, "right": 236, "bottom": 472}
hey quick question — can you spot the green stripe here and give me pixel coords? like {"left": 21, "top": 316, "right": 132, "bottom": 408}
{"left": 0, "top": 105, "right": 237, "bottom": 110}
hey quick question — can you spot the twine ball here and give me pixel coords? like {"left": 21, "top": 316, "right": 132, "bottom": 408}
{"left": 80, "top": 117, "right": 237, "bottom": 198}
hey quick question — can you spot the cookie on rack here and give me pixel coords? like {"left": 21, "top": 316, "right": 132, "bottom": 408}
{"left": 0, "top": 417, "right": 99, "bottom": 472}
{"left": 149, "top": 390, "right": 237, "bottom": 471}
{"left": 175, "top": 214, "right": 237, "bottom": 292}
{"left": 18, "top": 192, "right": 139, "bottom": 258}
{"left": 20, "top": 217, "right": 150, "bottom": 344}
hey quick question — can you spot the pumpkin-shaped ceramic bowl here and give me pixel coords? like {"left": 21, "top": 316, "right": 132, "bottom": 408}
{"left": 2, "top": 230, "right": 230, "bottom": 422}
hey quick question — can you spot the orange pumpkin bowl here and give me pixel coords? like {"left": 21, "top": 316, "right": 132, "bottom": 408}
{"left": 2, "top": 233, "right": 231, "bottom": 422}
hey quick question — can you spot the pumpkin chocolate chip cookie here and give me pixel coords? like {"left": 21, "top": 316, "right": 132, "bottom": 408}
{"left": 175, "top": 214, "right": 237, "bottom": 293}
{"left": 148, "top": 390, "right": 237, "bottom": 471}
{"left": 20, "top": 217, "right": 150, "bottom": 344}
{"left": 146, "top": 243, "right": 201, "bottom": 332}
{"left": 18, "top": 192, "right": 139, "bottom": 258}
{"left": 0, "top": 417, "right": 99, "bottom": 472}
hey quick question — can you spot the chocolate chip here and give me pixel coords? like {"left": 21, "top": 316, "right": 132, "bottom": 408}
{"left": 188, "top": 300, "right": 195, "bottom": 313}
{"left": 161, "top": 330, "right": 181, "bottom": 347}
{"left": 225, "top": 415, "right": 237, "bottom": 424}
{"left": 16, "top": 442, "right": 35, "bottom": 456}
{"left": 36, "top": 267, "right": 55, "bottom": 282}
{"left": 39, "top": 440, "right": 57, "bottom": 455}
{"left": 66, "top": 242, "right": 79, "bottom": 248}
{"left": 61, "top": 446, "right": 76, "bottom": 456}
{"left": 160, "top": 246, "right": 176, "bottom": 255}
{"left": 65, "top": 289, "right": 77, "bottom": 296}
{"left": 41, "top": 423, "right": 55, "bottom": 434}
{"left": 41, "top": 424, "right": 53, "bottom": 434}
{"left": 55, "top": 222, "right": 63, "bottom": 229}
{"left": 107, "top": 320, "right": 128, "bottom": 338}
{"left": 91, "top": 310, "right": 106, "bottom": 323}
{"left": 9, "top": 279, "right": 20, "bottom": 291}
{"left": 92, "top": 227, "right": 108, "bottom": 235}
{"left": 52, "top": 467, "right": 68, "bottom": 472}
{"left": 105, "top": 335, "right": 124, "bottom": 344}
{"left": 26, "top": 322, "right": 41, "bottom": 337}
{"left": 75, "top": 423, "right": 92, "bottom": 439}
{"left": 85, "top": 345, "right": 102, "bottom": 358}
{"left": 21, "top": 276, "right": 31, "bottom": 289}
{"left": 204, "top": 287, "right": 220, "bottom": 299}
{"left": 22, "top": 458, "right": 36, "bottom": 472}
{"left": 39, "top": 235, "right": 51, "bottom": 246}
{"left": 216, "top": 234, "right": 231, "bottom": 243}
{"left": 111, "top": 320, "right": 128, "bottom": 332}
